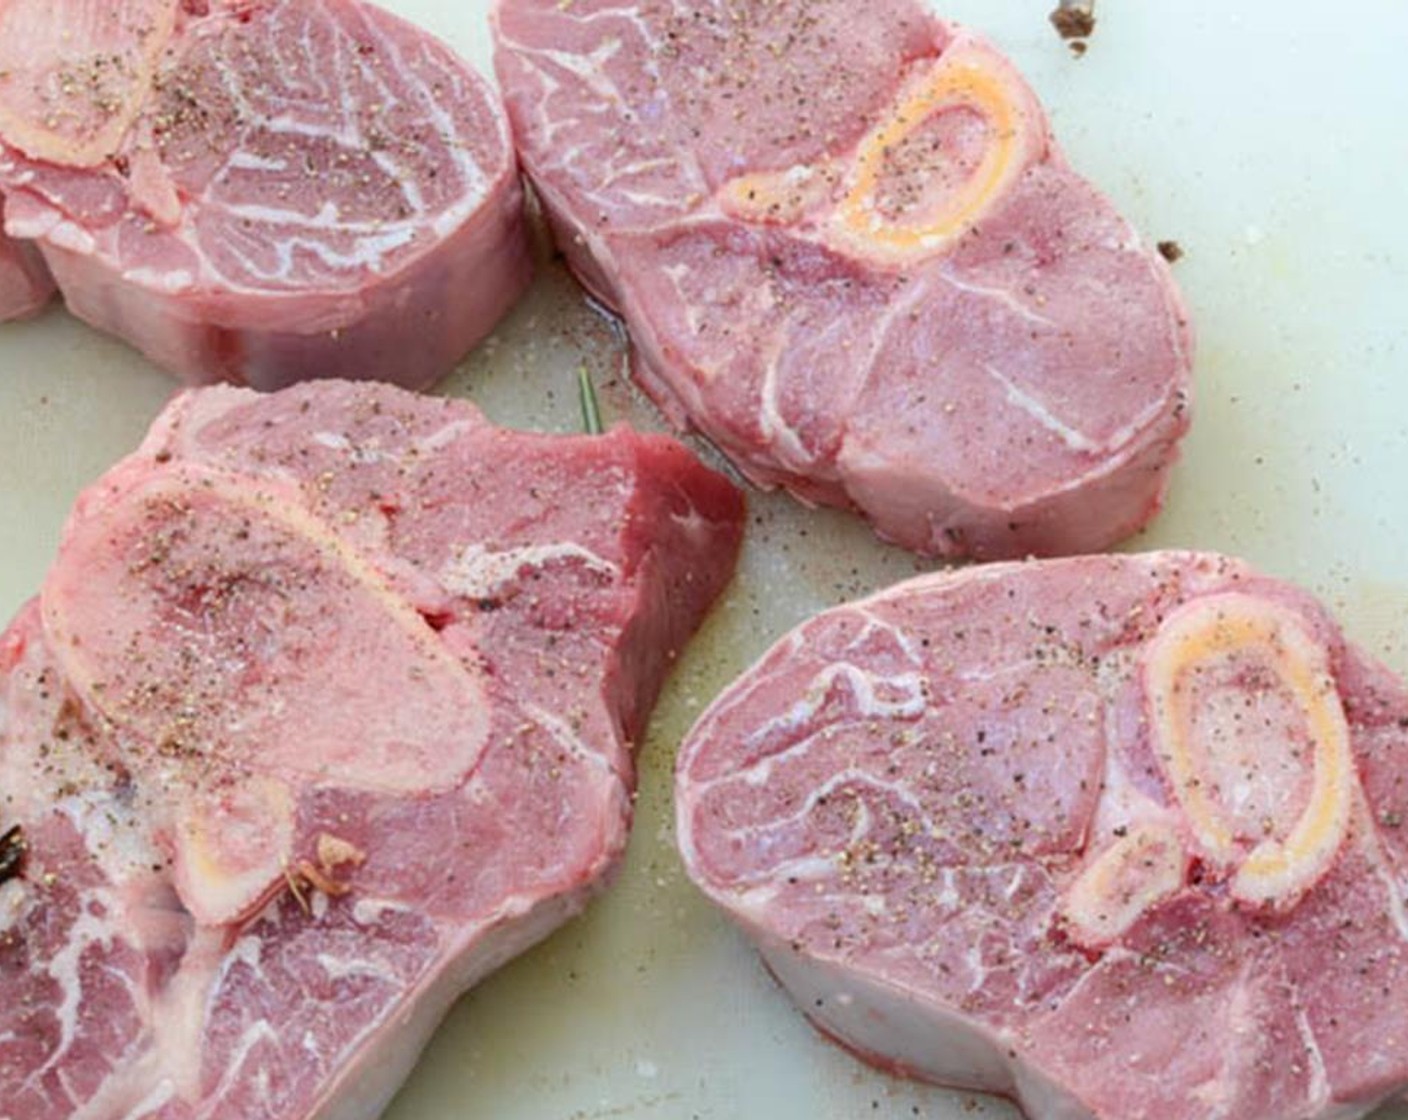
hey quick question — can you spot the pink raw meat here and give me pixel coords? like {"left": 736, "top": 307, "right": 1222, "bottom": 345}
{"left": 493, "top": 0, "right": 1193, "bottom": 559}
{"left": 0, "top": 195, "right": 54, "bottom": 321}
{"left": 0, "top": 0, "right": 530, "bottom": 389}
{"left": 678, "top": 552, "right": 1408, "bottom": 1120}
{"left": 0, "top": 380, "right": 744, "bottom": 1119}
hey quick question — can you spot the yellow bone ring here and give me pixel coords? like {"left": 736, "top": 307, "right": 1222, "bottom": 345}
{"left": 1143, "top": 592, "right": 1355, "bottom": 908}
{"left": 826, "top": 35, "right": 1044, "bottom": 267}
{"left": 1061, "top": 821, "right": 1187, "bottom": 947}
{"left": 719, "top": 163, "right": 834, "bottom": 227}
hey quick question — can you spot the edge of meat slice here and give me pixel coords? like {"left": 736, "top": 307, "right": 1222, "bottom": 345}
{"left": 0, "top": 195, "right": 55, "bottom": 321}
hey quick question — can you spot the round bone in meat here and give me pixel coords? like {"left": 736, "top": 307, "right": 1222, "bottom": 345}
{"left": 494, "top": 0, "right": 1193, "bottom": 559}
{"left": 677, "top": 552, "right": 1408, "bottom": 1120}
{"left": 0, "top": 0, "right": 530, "bottom": 390}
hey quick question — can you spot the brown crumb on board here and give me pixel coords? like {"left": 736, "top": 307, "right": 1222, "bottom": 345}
{"left": 1157, "top": 241, "right": 1185, "bottom": 264}
{"left": 1050, "top": 1, "right": 1096, "bottom": 47}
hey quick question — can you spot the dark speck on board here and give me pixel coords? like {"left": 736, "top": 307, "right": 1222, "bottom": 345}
{"left": 1050, "top": 0, "right": 1096, "bottom": 48}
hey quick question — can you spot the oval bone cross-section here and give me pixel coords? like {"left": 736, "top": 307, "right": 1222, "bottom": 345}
{"left": 828, "top": 38, "right": 1044, "bottom": 266}
{"left": 495, "top": 0, "right": 1193, "bottom": 559}
{"left": 677, "top": 552, "right": 1408, "bottom": 1120}
{"left": 1143, "top": 592, "right": 1355, "bottom": 907}
{"left": 0, "top": 0, "right": 530, "bottom": 389}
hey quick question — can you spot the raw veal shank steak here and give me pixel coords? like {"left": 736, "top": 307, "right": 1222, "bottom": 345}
{"left": 0, "top": 196, "right": 54, "bottom": 321}
{"left": 0, "top": 0, "right": 529, "bottom": 390}
{"left": 678, "top": 552, "right": 1408, "bottom": 1120}
{"left": 0, "top": 381, "right": 744, "bottom": 1119}
{"left": 494, "top": 0, "right": 1193, "bottom": 560}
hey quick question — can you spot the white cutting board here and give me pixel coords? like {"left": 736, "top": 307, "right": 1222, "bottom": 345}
{"left": 2, "top": 2, "right": 1406, "bottom": 1118}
